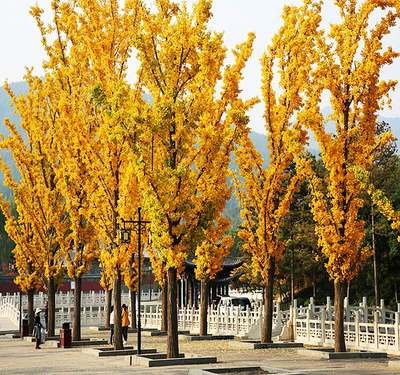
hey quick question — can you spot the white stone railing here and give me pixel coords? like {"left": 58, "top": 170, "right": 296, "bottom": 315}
{"left": 54, "top": 305, "right": 106, "bottom": 328}
{"left": 294, "top": 308, "right": 400, "bottom": 354}
{"left": 45, "top": 302, "right": 280, "bottom": 333}
{"left": 0, "top": 290, "right": 161, "bottom": 311}
{"left": 0, "top": 301, "right": 19, "bottom": 329}
{"left": 10, "top": 303, "right": 267, "bottom": 332}
{"left": 293, "top": 296, "right": 399, "bottom": 325}
{"left": 3, "top": 289, "right": 400, "bottom": 351}
{"left": 140, "top": 304, "right": 267, "bottom": 336}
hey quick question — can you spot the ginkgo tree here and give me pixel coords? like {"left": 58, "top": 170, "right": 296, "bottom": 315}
{"left": 29, "top": 0, "right": 143, "bottom": 349}
{"left": 304, "top": 0, "right": 400, "bottom": 352}
{"left": 29, "top": 0, "right": 137, "bottom": 343}
{"left": 52, "top": 118, "right": 99, "bottom": 342}
{"left": 90, "top": 83, "right": 141, "bottom": 350}
{"left": 132, "top": 0, "right": 256, "bottom": 358}
{"left": 233, "top": 0, "right": 320, "bottom": 344}
{"left": 0, "top": 75, "right": 66, "bottom": 337}
{"left": 0, "top": 201, "right": 43, "bottom": 335}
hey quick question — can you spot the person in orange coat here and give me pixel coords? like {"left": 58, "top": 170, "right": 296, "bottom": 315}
{"left": 121, "top": 304, "right": 130, "bottom": 344}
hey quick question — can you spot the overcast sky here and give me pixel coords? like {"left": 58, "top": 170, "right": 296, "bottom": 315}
{"left": 1, "top": 0, "right": 399, "bottom": 133}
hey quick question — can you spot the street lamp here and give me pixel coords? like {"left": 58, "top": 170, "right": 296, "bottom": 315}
{"left": 119, "top": 207, "right": 150, "bottom": 355}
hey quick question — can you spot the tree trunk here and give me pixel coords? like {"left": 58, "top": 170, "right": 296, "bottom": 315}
{"left": 312, "top": 269, "right": 316, "bottom": 299}
{"left": 105, "top": 289, "right": 112, "bottom": 329}
{"left": 27, "top": 289, "right": 34, "bottom": 335}
{"left": 199, "top": 279, "right": 209, "bottom": 336}
{"left": 72, "top": 276, "right": 82, "bottom": 341}
{"left": 177, "top": 280, "right": 182, "bottom": 307}
{"left": 261, "top": 264, "right": 275, "bottom": 344}
{"left": 188, "top": 279, "right": 193, "bottom": 306}
{"left": 167, "top": 268, "right": 179, "bottom": 358}
{"left": 161, "top": 282, "right": 168, "bottom": 332}
{"left": 185, "top": 278, "right": 189, "bottom": 307}
{"left": 130, "top": 290, "right": 137, "bottom": 330}
{"left": 47, "top": 276, "right": 56, "bottom": 337}
{"left": 113, "top": 272, "right": 123, "bottom": 350}
{"left": 290, "top": 248, "right": 294, "bottom": 306}
{"left": 334, "top": 280, "right": 346, "bottom": 352}
{"left": 194, "top": 282, "right": 198, "bottom": 308}
{"left": 211, "top": 283, "right": 217, "bottom": 304}
{"left": 372, "top": 205, "right": 379, "bottom": 306}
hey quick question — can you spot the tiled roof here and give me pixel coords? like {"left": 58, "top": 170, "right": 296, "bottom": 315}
{"left": 185, "top": 256, "right": 243, "bottom": 268}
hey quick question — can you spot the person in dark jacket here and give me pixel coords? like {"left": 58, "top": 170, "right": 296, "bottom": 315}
{"left": 44, "top": 301, "right": 48, "bottom": 331}
{"left": 33, "top": 308, "right": 43, "bottom": 349}
{"left": 109, "top": 306, "right": 114, "bottom": 345}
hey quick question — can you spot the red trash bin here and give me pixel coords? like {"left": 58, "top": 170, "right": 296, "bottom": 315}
{"left": 21, "top": 318, "right": 29, "bottom": 338}
{"left": 60, "top": 322, "right": 72, "bottom": 348}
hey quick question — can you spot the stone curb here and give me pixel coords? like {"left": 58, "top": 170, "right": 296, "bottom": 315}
{"left": 46, "top": 339, "right": 108, "bottom": 348}
{"left": 141, "top": 329, "right": 190, "bottom": 337}
{"left": 88, "top": 326, "right": 138, "bottom": 333}
{"left": 188, "top": 366, "right": 303, "bottom": 375}
{"left": 82, "top": 346, "right": 157, "bottom": 357}
{"left": 141, "top": 330, "right": 167, "bottom": 337}
{"left": 0, "top": 330, "right": 18, "bottom": 335}
{"left": 128, "top": 353, "right": 217, "bottom": 367}
{"left": 297, "top": 348, "right": 387, "bottom": 360}
{"left": 179, "top": 335, "right": 235, "bottom": 342}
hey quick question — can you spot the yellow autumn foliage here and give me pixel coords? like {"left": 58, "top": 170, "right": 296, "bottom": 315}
{"left": 0, "top": 74, "right": 66, "bottom": 286}
{"left": 31, "top": 0, "right": 144, "bottom": 289}
{"left": 234, "top": 0, "right": 320, "bottom": 285}
{"left": 304, "top": 0, "right": 400, "bottom": 283}
{"left": 353, "top": 166, "right": 400, "bottom": 241}
{"left": 194, "top": 217, "right": 233, "bottom": 281}
{"left": 132, "top": 0, "right": 256, "bottom": 276}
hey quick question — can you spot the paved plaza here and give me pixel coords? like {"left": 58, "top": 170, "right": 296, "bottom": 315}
{"left": 0, "top": 329, "right": 400, "bottom": 374}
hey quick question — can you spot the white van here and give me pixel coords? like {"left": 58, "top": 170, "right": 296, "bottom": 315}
{"left": 218, "top": 296, "right": 252, "bottom": 310}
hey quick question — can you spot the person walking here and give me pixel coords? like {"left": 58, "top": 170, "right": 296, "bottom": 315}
{"left": 33, "top": 308, "right": 43, "bottom": 349}
{"left": 109, "top": 306, "right": 114, "bottom": 345}
{"left": 44, "top": 301, "right": 48, "bottom": 332}
{"left": 121, "top": 304, "right": 130, "bottom": 345}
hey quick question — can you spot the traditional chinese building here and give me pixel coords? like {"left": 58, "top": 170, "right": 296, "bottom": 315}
{"left": 177, "top": 256, "right": 244, "bottom": 307}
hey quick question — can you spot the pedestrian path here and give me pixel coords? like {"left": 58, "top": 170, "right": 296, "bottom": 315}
{"left": 0, "top": 329, "right": 399, "bottom": 374}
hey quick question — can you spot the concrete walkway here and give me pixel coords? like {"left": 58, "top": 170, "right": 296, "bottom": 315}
{"left": 0, "top": 329, "right": 400, "bottom": 374}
